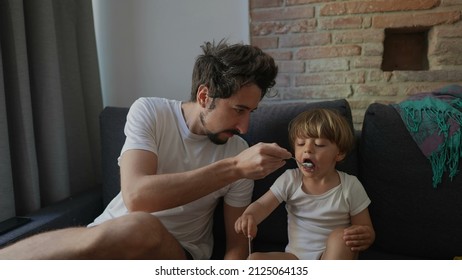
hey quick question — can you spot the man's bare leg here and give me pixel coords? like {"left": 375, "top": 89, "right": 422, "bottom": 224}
{"left": 0, "top": 212, "right": 187, "bottom": 259}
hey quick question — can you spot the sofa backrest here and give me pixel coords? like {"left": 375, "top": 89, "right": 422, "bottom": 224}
{"left": 100, "top": 107, "right": 129, "bottom": 207}
{"left": 360, "top": 103, "right": 462, "bottom": 259}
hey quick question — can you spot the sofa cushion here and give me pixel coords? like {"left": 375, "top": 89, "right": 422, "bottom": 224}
{"left": 360, "top": 103, "right": 462, "bottom": 259}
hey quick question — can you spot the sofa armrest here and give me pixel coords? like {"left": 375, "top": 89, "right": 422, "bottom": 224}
{"left": 0, "top": 187, "right": 103, "bottom": 248}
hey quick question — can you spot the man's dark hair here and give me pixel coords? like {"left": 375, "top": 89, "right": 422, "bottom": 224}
{"left": 190, "top": 39, "right": 278, "bottom": 102}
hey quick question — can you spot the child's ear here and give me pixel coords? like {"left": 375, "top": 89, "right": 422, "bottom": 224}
{"left": 336, "top": 152, "right": 346, "bottom": 162}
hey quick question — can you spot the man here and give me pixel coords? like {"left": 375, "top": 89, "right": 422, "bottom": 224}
{"left": 0, "top": 40, "right": 291, "bottom": 259}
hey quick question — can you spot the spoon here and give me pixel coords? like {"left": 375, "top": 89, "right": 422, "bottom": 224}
{"left": 248, "top": 236, "right": 252, "bottom": 259}
{"left": 291, "top": 157, "right": 314, "bottom": 168}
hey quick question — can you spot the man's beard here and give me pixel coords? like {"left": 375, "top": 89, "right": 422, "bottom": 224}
{"left": 200, "top": 112, "right": 240, "bottom": 145}
{"left": 206, "top": 130, "right": 240, "bottom": 145}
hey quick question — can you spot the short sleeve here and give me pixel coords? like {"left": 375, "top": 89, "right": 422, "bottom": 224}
{"left": 223, "top": 178, "right": 254, "bottom": 207}
{"left": 343, "top": 174, "right": 371, "bottom": 216}
{"left": 270, "top": 169, "right": 299, "bottom": 203}
{"left": 121, "top": 98, "right": 159, "bottom": 156}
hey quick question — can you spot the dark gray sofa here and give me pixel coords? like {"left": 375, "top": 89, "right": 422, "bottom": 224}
{"left": 1, "top": 99, "right": 461, "bottom": 259}
{"left": 359, "top": 103, "right": 462, "bottom": 259}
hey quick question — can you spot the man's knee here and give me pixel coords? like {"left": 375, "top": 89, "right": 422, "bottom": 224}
{"left": 95, "top": 212, "right": 166, "bottom": 258}
{"left": 120, "top": 211, "right": 162, "bottom": 229}
{"left": 116, "top": 212, "right": 164, "bottom": 245}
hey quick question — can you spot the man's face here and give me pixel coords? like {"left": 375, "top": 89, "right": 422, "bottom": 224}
{"left": 200, "top": 84, "right": 261, "bottom": 145}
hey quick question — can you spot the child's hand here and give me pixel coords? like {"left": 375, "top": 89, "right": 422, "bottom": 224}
{"left": 343, "top": 225, "right": 375, "bottom": 251}
{"left": 234, "top": 214, "right": 258, "bottom": 239}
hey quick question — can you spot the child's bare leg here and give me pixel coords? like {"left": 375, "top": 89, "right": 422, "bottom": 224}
{"left": 248, "top": 251, "right": 298, "bottom": 260}
{"left": 321, "top": 228, "right": 358, "bottom": 260}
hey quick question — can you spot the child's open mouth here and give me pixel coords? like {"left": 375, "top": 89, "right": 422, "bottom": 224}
{"left": 302, "top": 159, "right": 314, "bottom": 168}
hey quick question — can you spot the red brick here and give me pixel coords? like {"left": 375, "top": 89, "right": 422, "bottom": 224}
{"left": 429, "top": 38, "right": 462, "bottom": 56}
{"left": 403, "top": 84, "right": 450, "bottom": 96}
{"left": 251, "top": 19, "right": 317, "bottom": 35}
{"left": 333, "top": 30, "right": 384, "bottom": 44}
{"left": 362, "top": 43, "right": 384, "bottom": 56}
{"left": 373, "top": 11, "right": 461, "bottom": 28}
{"left": 296, "top": 45, "right": 361, "bottom": 59}
{"left": 277, "top": 61, "right": 305, "bottom": 73}
{"left": 296, "top": 71, "right": 365, "bottom": 86}
{"left": 392, "top": 70, "right": 462, "bottom": 82}
{"left": 251, "top": 37, "right": 279, "bottom": 49}
{"left": 251, "top": 22, "right": 285, "bottom": 36}
{"left": 250, "top": 0, "right": 283, "bottom": 9}
{"left": 280, "top": 33, "right": 331, "bottom": 47}
{"left": 306, "top": 59, "right": 350, "bottom": 73}
{"left": 431, "top": 54, "right": 462, "bottom": 67}
{"left": 266, "top": 50, "right": 293, "bottom": 60}
{"left": 353, "top": 57, "right": 383, "bottom": 69}
{"left": 319, "top": 16, "right": 363, "bottom": 30}
{"left": 287, "top": 0, "right": 332, "bottom": 5}
{"left": 290, "top": 19, "right": 317, "bottom": 33}
{"left": 440, "top": 0, "right": 462, "bottom": 6}
{"left": 275, "top": 74, "right": 291, "bottom": 87}
{"left": 369, "top": 70, "right": 393, "bottom": 82}
{"left": 321, "top": 0, "right": 440, "bottom": 16}
{"left": 251, "top": 6, "right": 315, "bottom": 22}
{"left": 282, "top": 85, "right": 352, "bottom": 99}
{"left": 428, "top": 36, "right": 462, "bottom": 67}
{"left": 432, "top": 25, "right": 462, "bottom": 38}
{"left": 355, "top": 84, "right": 399, "bottom": 96}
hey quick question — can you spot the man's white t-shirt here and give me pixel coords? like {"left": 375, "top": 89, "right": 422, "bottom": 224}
{"left": 270, "top": 169, "right": 371, "bottom": 259}
{"left": 89, "top": 97, "right": 253, "bottom": 259}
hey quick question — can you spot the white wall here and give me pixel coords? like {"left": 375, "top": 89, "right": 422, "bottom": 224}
{"left": 92, "top": 0, "right": 250, "bottom": 107}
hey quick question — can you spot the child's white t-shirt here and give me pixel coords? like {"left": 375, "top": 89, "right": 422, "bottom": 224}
{"left": 270, "top": 169, "right": 371, "bottom": 259}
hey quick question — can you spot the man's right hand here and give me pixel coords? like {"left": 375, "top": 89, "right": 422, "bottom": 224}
{"left": 234, "top": 142, "right": 291, "bottom": 180}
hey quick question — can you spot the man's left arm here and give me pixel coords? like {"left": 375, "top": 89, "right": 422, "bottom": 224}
{"left": 223, "top": 203, "right": 249, "bottom": 260}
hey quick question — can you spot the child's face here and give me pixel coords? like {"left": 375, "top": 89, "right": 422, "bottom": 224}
{"left": 293, "top": 136, "right": 345, "bottom": 174}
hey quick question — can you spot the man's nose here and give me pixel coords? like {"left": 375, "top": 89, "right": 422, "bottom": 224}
{"left": 236, "top": 115, "right": 250, "bottom": 135}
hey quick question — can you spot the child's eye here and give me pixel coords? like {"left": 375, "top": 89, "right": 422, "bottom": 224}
{"left": 314, "top": 139, "right": 329, "bottom": 147}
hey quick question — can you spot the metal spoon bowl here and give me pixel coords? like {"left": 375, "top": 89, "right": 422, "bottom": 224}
{"left": 291, "top": 157, "right": 313, "bottom": 168}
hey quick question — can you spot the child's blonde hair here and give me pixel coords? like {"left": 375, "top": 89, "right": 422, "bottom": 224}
{"left": 288, "top": 108, "right": 354, "bottom": 155}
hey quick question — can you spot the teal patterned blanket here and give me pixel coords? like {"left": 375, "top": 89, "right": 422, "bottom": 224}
{"left": 392, "top": 84, "right": 462, "bottom": 188}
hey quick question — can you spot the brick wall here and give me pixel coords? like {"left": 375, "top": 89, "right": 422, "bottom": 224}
{"left": 249, "top": 0, "right": 462, "bottom": 129}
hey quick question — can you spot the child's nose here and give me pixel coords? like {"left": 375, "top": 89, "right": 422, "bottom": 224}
{"left": 304, "top": 142, "right": 315, "bottom": 153}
